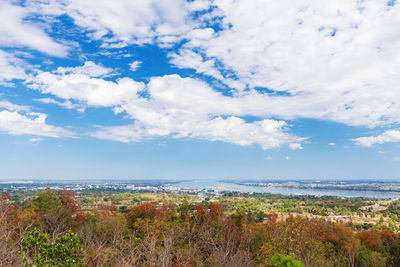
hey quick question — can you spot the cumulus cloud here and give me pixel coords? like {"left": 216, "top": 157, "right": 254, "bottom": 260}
{"left": 0, "top": 109, "right": 74, "bottom": 138}
{"left": 168, "top": 0, "right": 400, "bottom": 128}
{"left": 0, "top": 98, "right": 74, "bottom": 139}
{"left": 29, "top": 62, "right": 304, "bottom": 149}
{"left": 92, "top": 117, "right": 301, "bottom": 150}
{"left": 14, "top": 1, "right": 400, "bottom": 149}
{"left": 27, "top": 62, "right": 145, "bottom": 107}
{"left": 17, "top": 0, "right": 400, "bottom": 130}
{"left": 0, "top": 1, "right": 68, "bottom": 56}
{"left": 54, "top": 61, "right": 114, "bottom": 77}
{"left": 353, "top": 130, "right": 400, "bottom": 147}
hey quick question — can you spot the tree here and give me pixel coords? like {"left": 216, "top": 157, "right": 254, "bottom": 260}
{"left": 357, "top": 230, "right": 382, "bottom": 251}
{"left": 21, "top": 228, "right": 84, "bottom": 266}
{"left": 30, "top": 188, "right": 63, "bottom": 234}
{"left": 355, "top": 245, "right": 375, "bottom": 267}
{"left": 268, "top": 253, "right": 304, "bottom": 267}
{"left": 31, "top": 188, "right": 62, "bottom": 214}
{"left": 388, "top": 244, "right": 400, "bottom": 267}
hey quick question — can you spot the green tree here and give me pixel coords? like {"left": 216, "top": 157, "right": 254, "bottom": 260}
{"left": 21, "top": 228, "right": 84, "bottom": 267}
{"left": 355, "top": 245, "right": 375, "bottom": 267}
{"left": 269, "top": 253, "right": 304, "bottom": 267}
{"left": 31, "top": 188, "right": 62, "bottom": 215}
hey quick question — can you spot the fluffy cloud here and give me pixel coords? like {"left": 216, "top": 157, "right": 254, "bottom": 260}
{"left": 27, "top": 62, "right": 145, "bottom": 107}
{"left": 19, "top": 0, "right": 400, "bottom": 129}
{"left": 29, "top": 63, "right": 303, "bottom": 149}
{"left": 0, "top": 109, "right": 74, "bottom": 138}
{"left": 353, "top": 130, "right": 400, "bottom": 147}
{"left": 21, "top": 1, "right": 400, "bottom": 128}
{"left": 1, "top": 97, "right": 72, "bottom": 140}
{"left": 27, "top": 0, "right": 211, "bottom": 47}
{"left": 12, "top": 1, "right": 400, "bottom": 149}
{"left": 92, "top": 117, "right": 300, "bottom": 150}
{"left": 170, "top": 0, "right": 400, "bottom": 128}
{"left": 0, "top": 1, "right": 68, "bottom": 56}
{"left": 0, "top": 95, "right": 74, "bottom": 139}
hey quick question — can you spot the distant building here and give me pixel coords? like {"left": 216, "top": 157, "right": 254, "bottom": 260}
{"left": 359, "top": 204, "right": 388, "bottom": 211}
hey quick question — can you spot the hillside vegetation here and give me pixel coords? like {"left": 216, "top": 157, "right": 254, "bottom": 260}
{"left": 0, "top": 189, "right": 399, "bottom": 266}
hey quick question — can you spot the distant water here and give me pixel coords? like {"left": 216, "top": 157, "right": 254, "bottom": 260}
{"left": 175, "top": 180, "right": 400, "bottom": 199}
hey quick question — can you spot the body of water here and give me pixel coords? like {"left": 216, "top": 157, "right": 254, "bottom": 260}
{"left": 175, "top": 180, "right": 400, "bottom": 199}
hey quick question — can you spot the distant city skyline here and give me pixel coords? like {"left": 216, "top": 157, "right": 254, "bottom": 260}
{"left": 0, "top": 0, "right": 400, "bottom": 179}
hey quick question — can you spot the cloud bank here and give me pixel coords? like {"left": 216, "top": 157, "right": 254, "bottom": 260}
{"left": 1, "top": 0, "right": 399, "bottom": 150}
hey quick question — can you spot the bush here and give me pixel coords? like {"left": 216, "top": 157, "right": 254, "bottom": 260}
{"left": 269, "top": 253, "right": 304, "bottom": 267}
{"left": 21, "top": 228, "right": 84, "bottom": 267}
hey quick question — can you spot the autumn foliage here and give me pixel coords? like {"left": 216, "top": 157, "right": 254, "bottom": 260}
{"left": 0, "top": 190, "right": 399, "bottom": 266}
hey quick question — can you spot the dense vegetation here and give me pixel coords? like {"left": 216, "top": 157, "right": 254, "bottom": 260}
{"left": 0, "top": 189, "right": 400, "bottom": 266}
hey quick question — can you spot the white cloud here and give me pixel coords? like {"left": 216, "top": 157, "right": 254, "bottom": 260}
{"left": 353, "top": 130, "right": 400, "bottom": 147}
{"left": 102, "top": 74, "right": 305, "bottom": 149}
{"left": 328, "top": 142, "right": 337, "bottom": 146}
{"left": 0, "top": 110, "right": 74, "bottom": 138}
{"left": 34, "top": 98, "right": 84, "bottom": 112}
{"left": 29, "top": 137, "right": 43, "bottom": 143}
{"left": 18, "top": 1, "right": 400, "bottom": 148}
{"left": 129, "top": 61, "right": 142, "bottom": 72}
{"left": 30, "top": 0, "right": 211, "bottom": 47}
{"left": 27, "top": 62, "right": 145, "bottom": 107}
{"left": 0, "top": 1, "right": 68, "bottom": 57}
{"left": 285, "top": 156, "right": 290, "bottom": 160}
{"left": 168, "top": 0, "right": 400, "bottom": 128}
{"left": 0, "top": 97, "right": 74, "bottom": 139}
{"left": 54, "top": 61, "right": 114, "bottom": 77}
{"left": 168, "top": 49, "right": 224, "bottom": 81}
{"left": 0, "top": 50, "right": 27, "bottom": 84}
{"left": 92, "top": 117, "right": 300, "bottom": 150}
{"left": 0, "top": 99, "right": 30, "bottom": 112}
{"left": 29, "top": 62, "right": 304, "bottom": 149}
{"left": 289, "top": 143, "right": 303, "bottom": 150}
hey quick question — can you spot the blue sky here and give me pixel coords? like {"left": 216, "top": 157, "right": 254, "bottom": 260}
{"left": 0, "top": 0, "right": 400, "bottom": 180}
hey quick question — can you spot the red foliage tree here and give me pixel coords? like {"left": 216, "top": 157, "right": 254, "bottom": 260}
{"left": 58, "top": 190, "right": 80, "bottom": 213}
{"left": 208, "top": 202, "right": 224, "bottom": 220}
{"left": 380, "top": 229, "right": 395, "bottom": 248}
{"left": 358, "top": 230, "right": 382, "bottom": 251}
